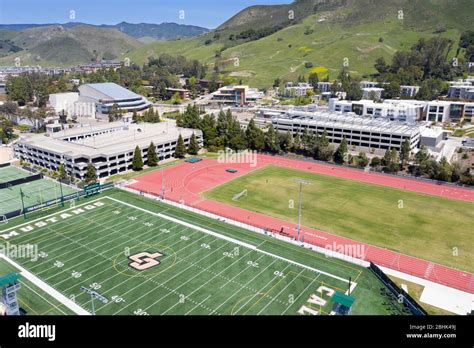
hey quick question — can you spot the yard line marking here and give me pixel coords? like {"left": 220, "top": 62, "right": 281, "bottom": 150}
{"left": 160, "top": 248, "right": 255, "bottom": 315}
{"left": 66, "top": 228, "right": 210, "bottom": 294}
{"left": 33, "top": 208, "right": 160, "bottom": 276}
{"left": 280, "top": 273, "right": 320, "bottom": 315}
{"left": 7, "top": 202, "right": 114, "bottom": 245}
{"left": 111, "top": 241, "right": 230, "bottom": 315}
{"left": 28, "top": 207, "right": 153, "bottom": 272}
{"left": 256, "top": 269, "right": 307, "bottom": 315}
{"left": 0, "top": 197, "right": 104, "bottom": 233}
{"left": 234, "top": 263, "right": 292, "bottom": 315}
{"left": 51, "top": 220, "right": 185, "bottom": 287}
{"left": 213, "top": 258, "right": 278, "bottom": 313}
{"left": 107, "top": 196, "right": 352, "bottom": 284}
{"left": 219, "top": 253, "right": 266, "bottom": 289}
{"left": 185, "top": 295, "right": 212, "bottom": 315}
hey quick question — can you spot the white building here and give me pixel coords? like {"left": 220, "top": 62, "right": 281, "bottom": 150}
{"left": 317, "top": 82, "right": 332, "bottom": 93}
{"left": 271, "top": 111, "right": 421, "bottom": 151}
{"left": 425, "top": 101, "right": 452, "bottom": 123}
{"left": 14, "top": 121, "right": 202, "bottom": 180}
{"left": 328, "top": 99, "right": 423, "bottom": 124}
{"left": 360, "top": 81, "right": 379, "bottom": 89}
{"left": 283, "top": 82, "right": 314, "bottom": 97}
{"left": 48, "top": 83, "right": 152, "bottom": 119}
{"left": 447, "top": 85, "right": 474, "bottom": 100}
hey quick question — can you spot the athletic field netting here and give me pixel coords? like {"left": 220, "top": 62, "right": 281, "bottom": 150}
{"left": 0, "top": 190, "right": 407, "bottom": 315}
{"left": 0, "top": 179, "right": 78, "bottom": 216}
{"left": 0, "top": 166, "right": 31, "bottom": 184}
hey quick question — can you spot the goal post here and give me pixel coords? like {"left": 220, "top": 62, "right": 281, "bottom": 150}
{"left": 232, "top": 189, "right": 248, "bottom": 201}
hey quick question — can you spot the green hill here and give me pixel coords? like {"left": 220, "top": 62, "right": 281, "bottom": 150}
{"left": 127, "top": 0, "right": 474, "bottom": 88}
{"left": 0, "top": 24, "right": 142, "bottom": 66}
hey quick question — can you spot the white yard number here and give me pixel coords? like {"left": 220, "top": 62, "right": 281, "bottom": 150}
{"left": 160, "top": 228, "right": 170, "bottom": 234}
{"left": 223, "top": 252, "right": 234, "bottom": 258}
{"left": 143, "top": 222, "right": 153, "bottom": 227}
{"left": 247, "top": 261, "right": 259, "bottom": 268}
{"left": 71, "top": 271, "right": 82, "bottom": 279}
{"left": 128, "top": 216, "right": 137, "bottom": 221}
{"left": 111, "top": 295, "right": 125, "bottom": 303}
{"left": 179, "top": 294, "right": 186, "bottom": 303}
{"left": 113, "top": 210, "right": 120, "bottom": 215}
{"left": 134, "top": 308, "right": 149, "bottom": 316}
{"left": 54, "top": 261, "right": 64, "bottom": 268}
{"left": 274, "top": 271, "right": 285, "bottom": 277}
{"left": 90, "top": 283, "right": 101, "bottom": 290}
{"left": 200, "top": 243, "right": 211, "bottom": 249}
{"left": 180, "top": 236, "right": 190, "bottom": 241}
{"left": 38, "top": 251, "right": 48, "bottom": 259}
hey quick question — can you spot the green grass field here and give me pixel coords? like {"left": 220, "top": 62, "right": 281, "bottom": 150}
{"left": 0, "top": 179, "right": 78, "bottom": 216}
{"left": 0, "top": 259, "right": 74, "bottom": 315}
{"left": 0, "top": 189, "right": 407, "bottom": 315}
{"left": 0, "top": 166, "right": 31, "bottom": 184}
{"left": 204, "top": 166, "right": 474, "bottom": 273}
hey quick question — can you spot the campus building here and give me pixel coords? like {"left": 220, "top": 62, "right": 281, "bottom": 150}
{"left": 328, "top": 99, "right": 423, "bottom": 124}
{"left": 13, "top": 121, "right": 202, "bottom": 180}
{"left": 211, "top": 85, "right": 263, "bottom": 106}
{"left": 271, "top": 110, "right": 422, "bottom": 151}
{"left": 283, "top": 82, "right": 314, "bottom": 97}
{"left": 49, "top": 83, "right": 152, "bottom": 119}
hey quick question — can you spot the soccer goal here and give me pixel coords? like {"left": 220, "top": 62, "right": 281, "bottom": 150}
{"left": 232, "top": 189, "right": 248, "bottom": 201}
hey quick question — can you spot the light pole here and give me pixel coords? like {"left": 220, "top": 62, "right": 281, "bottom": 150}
{"left": 80, "top": 286, "right": 108, "bottom": 315}
{"left": 293, "top": 178, "right": 311, "bottom": 243}
{"left": 159, "top": 150, "right": 165, "bottom": 199}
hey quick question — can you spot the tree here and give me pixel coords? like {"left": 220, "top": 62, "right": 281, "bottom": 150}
{"left": 58, "top": 164, "right": 68, "bottom": 180}
{"left": 374, "top": 57, "right": 390, "bottom": 75}
{"left": 108, "top": 103, "right": 121, "bottom": 122}
{"left": 188, "top": 133, "right": 200, "bottom": 155}
{"left": 147, "top": 142, "right": 158, "bottom": 167}
{"left": 400, "top": 139, "right": 411, "bottom": 167}
{"left": 333, "top": 137, "right": 348, "bottom": 164}
{"left": 132, "top": 146, "right": 144, "bottom": 171}
{"left": 245, "top": 118, "right": 264, "bottom": 151}
{"left": 308, "top": 73, "right": 319, "bottom": 89}
{"left": 264, "top": 124, "right": 280, "bottom": 153}
{"left": 353, "top": 152, "right": 369, "bottom": 168}
{"left": 174, "top": 134, "right": 186, "bottom": 158}
{"left": 370, "top": 156, "right": 381, "bottom": 167}
{"left": 85, "top": 162, "right": 97, "bottom": 184}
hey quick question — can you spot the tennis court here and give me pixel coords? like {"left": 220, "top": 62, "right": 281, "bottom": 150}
{"left": 0, "top": 179, "right": 78, "bottom": 216}
{"left": 0, "top": 166, "right": 32, "bottom": 184}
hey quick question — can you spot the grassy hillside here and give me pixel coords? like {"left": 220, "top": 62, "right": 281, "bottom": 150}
{"left": 127, "top": 6, "right": 463, "bottom": 88}
{"left": 0, "top": 24, "right": 142, "bottom": 66}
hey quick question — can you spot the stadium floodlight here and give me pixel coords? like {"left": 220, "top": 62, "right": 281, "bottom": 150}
{"left": 158, "top": 150, "right": 166, "bottom": 199}
{"left": 80, "top": 286, "right": 108, "bottom": 315}
{"left": 292, "top": 178, "right": 311, "bottom": 243}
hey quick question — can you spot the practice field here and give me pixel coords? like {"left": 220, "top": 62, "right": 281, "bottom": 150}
{"left": 0, "top": 166, "right": 31, "bottom": 184}
{"left": 204, "top": 165, "right": 474, "bottom": 273}
{"left": 0, "top": 190, "right": 406, "bottom": 315}
{"left": 0, "top": 179, "right": 78, "bottom": 216}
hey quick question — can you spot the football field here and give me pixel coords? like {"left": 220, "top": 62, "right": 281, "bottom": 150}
{"left": 0, "top": 190, "right": 404, "bottom": 315}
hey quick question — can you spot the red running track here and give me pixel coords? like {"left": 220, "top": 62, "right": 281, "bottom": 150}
{"left": 128, "top": 154, "right": 474, "bottom": 293}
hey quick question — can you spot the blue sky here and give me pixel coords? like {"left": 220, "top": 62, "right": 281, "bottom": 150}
{"left": 0, "top": 0, "right": 292, "bottom": 29}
